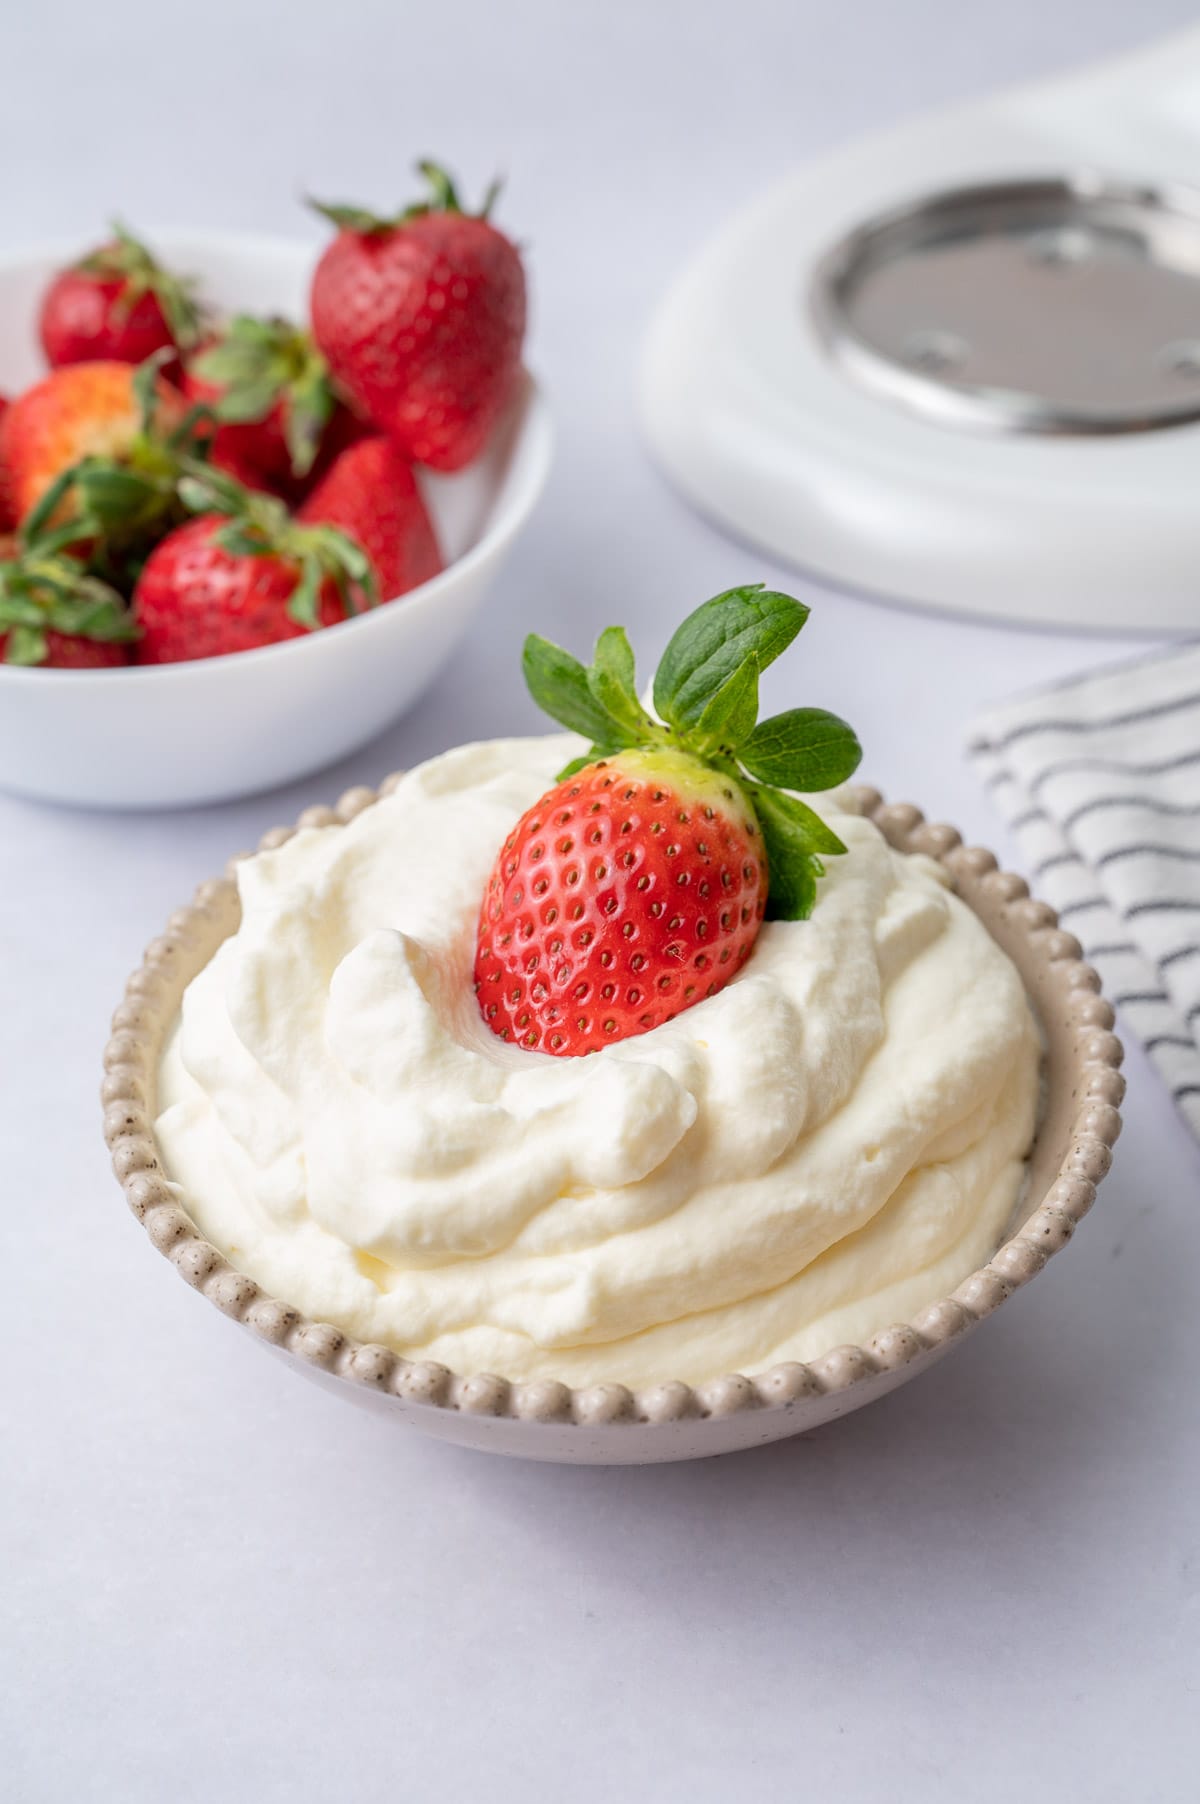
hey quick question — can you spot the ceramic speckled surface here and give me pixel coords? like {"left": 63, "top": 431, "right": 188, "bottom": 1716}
{"left": 102, "top": 780, "right": 1123, "bottom": 1463}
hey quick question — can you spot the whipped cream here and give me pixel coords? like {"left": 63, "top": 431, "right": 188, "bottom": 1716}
{"left": 155, "top": 735, "right": 1040, "bottom": 1386}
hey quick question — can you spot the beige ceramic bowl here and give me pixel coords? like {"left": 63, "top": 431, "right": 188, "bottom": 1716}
{"left": 102, "top": 780, "right": 1123, "bottom": 1465}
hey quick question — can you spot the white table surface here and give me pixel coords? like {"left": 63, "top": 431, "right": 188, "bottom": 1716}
{"left": 4, "top": 4, "right": 1199, "bottom": 1799}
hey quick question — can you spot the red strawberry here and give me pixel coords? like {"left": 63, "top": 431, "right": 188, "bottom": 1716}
{"left": 0, "top": 358, "right": 184, "bottom": 527}
{"left": 39, "top": 224, "right": 202, "bottom": 369}
{"left": 0, "top": 545, "right": 136, "bottom": 668}
{"left": 183, "top": 315, "right": 350, "bottom": 487}
{"left": 297, "top": 435, "right": 441, "bottom": 599}
{"left": 132, "top": 486, "right": 377, "bottom": 663}
{"left": 474, "top": 587, "right": 863, "bottom": 1055}
{"left": 476, "top": 750, "right": 767, "bottom": 1053}
{"left": 309, "top": 162, "right": 526, "bottom": 472}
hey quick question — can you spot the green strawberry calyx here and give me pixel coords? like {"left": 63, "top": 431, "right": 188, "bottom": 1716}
{"left": 0, "top": 548, "right": 137, "bottom": 665}
{"left": 309, "top": 159, "right": 503, "bottom": 237}
{"left": 75, "top": 221, "right": 204, "bottom": 351}
{"left": 176, "top": 465, "right": 377, "bottom": 629}
{"left": 522, "top": 586, "right": 863, "bottom": 921}
{"left": 16, "top": 350, "right": 364, "bottom": 615}
{"left": 190, "top": 316, "right": 336, "bottom": 477}
{"left": 19, "top": 353, "right": 218, "bottom": 584}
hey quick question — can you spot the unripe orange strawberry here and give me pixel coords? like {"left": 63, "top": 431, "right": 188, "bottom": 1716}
{"left": 0, "top": 359, "right": 184, "bottom": 526}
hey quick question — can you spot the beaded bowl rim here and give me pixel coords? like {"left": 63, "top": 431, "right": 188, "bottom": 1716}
{"left": 101, "top": 778, "right": 1124, "bottom": 1432}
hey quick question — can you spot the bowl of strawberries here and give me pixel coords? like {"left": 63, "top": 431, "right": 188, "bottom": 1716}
{"left": 0, "top": 165, "right": 552, "bottom": 809}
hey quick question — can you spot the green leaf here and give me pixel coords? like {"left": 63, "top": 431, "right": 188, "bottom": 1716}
{"left": 0, "top": 549, "right": 135, "bottom": 656}
{"left": 205, "top": 374, "right": 283, "bottom": 424}
{"left": 523, "top": 633, "right": 634, "bottom": 745}
{"left": 694, "top": 657, "right": 759, "bottom": 750}
{"left": 155, "top": 272, "right": 204, "bottom": 351}
{"left": 586, "top": 625, "right": 650, "bottom": 739}
{"left": 284, "top": 367, "right": 334, "bottom": 477}
{"left": 416, "top": 159, "right": 463, "bottom": 213}
{"left": 169, "top": 401, "right": 219, "bottom": 453}
{"left": 750, "top": 786, "right": 831, "bottom": 921}
{"left": 77, "top": 465, "right": 160, "bottom": 526}
{"left": 177, "top": 458, "right": 266, "bottom": 519}
{"left": 593, "top": 623, "right": 636, "bottom": 692}
{"left": 287, "top": 560, "right": 323, "bottom": 629}
{"left": 194, "top": 315, "right": 279, "bottom": 359}
{"left": 307, "top": 197, "right": 396, "bottom": 235}
{"left": 24, "top": 517, "right": 96, "bottom": 560}
{"left": 318, "top": 525, "right": 375, "bottom": 603}
{"left": 746, "top": 783, "right": 846, "bottom": 855}
{"left": 21, "top": 464, "right": 82, "bottom": 545}
{"left": 741, "top": 708, "right": 862, "bottom": 792}
{"left": 83, "top": 224, "right": 203, "bottom": 351}
{"left": 178, "top": 473, "right": 230, "bottom": 517}
{"left": 0, "top": 591, "right": 44, "bottom": 627}
{"left": 653, "top": 585, "right": 809, "bottom": 730}
{"left": 194, "top": 318, "right": 334, "bottom": 476}
{"left": 4, "top": 622, "right": 47, "bottom": 666}
{"left": 193, "top": 325, "right": 279, "bottom": 389}
{"left": 130, "top": 349, "right": 173, "bottom": 434}
{"left": 214, "top": 522, "right": 272, "bottom": 559}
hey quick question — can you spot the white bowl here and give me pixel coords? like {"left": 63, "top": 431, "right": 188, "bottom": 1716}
{"left": 0, "top": 232, "right": 552, "bottom": 809}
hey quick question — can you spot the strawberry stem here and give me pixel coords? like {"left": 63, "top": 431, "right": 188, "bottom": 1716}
{"left": 179, "top": 464, "right": 378, "bottom": 630}
{"left": 0, "top": 546, "right": 137, "bottom": 664}
{"left": 190, "top": 315, "right": 335, "bottom": 477}
{"left": 521, "top": 587, "right": 864, "bottom": 921}
{"left": 308, "top": 160, "right": 504, "bottom": 234}
{"left": 77, "top": 222, "right": 204, "bottom": 350}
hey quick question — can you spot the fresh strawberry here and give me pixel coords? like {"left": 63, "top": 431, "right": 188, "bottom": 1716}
{"left": 0, "top": 545, "right": 136, "bottom": 667}
{"left": 39, "top": 224, "right": 202, "bottom": 369}
{"left": 133, "top": 480, "right": 376, "bottom": 663}
{"left": 183, "top": 316, "right": 349, "bottom": 486}
{"left": 309, "top": 162, "right": 526, "bottom": 472}
{"left": 297, "top": 435, "right": 441, "bottom": 599}
{"left": 0, "top": 357, "right": 184, "bottom": 528}
{"left": 475, "top": 586, "right": 862, "bottom": 1055}
{"left": 477, "top": 751, "right": 767, "bottom": 1053}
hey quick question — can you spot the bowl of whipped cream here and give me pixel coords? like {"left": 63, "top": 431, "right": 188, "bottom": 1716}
{"left": 103, "top": 738, "right": 1123, "bottom": 1463}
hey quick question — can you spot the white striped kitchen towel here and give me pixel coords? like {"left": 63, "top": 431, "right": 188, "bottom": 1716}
{"left": 969, "top": 640, "right": 1200, "bottom": 1136}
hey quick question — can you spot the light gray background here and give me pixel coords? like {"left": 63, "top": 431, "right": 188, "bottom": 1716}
{"left": 3, "top": 4, "right": 1199, "bottom": 1799}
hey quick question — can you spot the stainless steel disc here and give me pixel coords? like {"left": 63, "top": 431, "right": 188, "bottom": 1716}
{"left": 810, "top": 176, "right": 1200, "bottom": 434}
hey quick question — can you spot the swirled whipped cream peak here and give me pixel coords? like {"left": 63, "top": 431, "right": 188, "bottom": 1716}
{"left": 156, "top": 733, "right": 1040, "bottom": 1387}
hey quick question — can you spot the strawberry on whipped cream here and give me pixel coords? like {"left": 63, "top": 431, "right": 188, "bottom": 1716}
{"left": 154, "top": 735, "right": 1040, "bottom": 1389}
